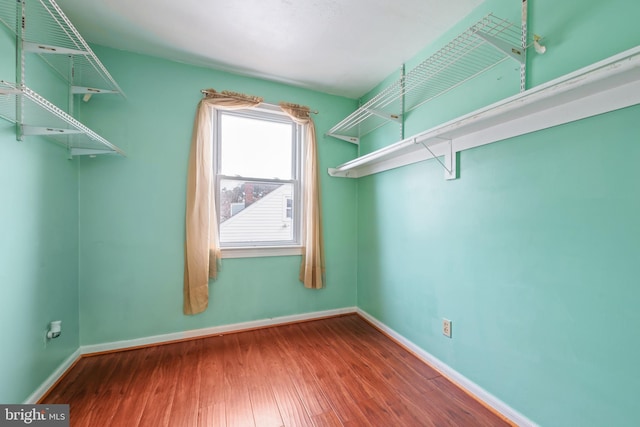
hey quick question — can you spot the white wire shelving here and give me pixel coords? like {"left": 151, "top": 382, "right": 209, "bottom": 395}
{"left": 0, "top": 0, "right": 125, "bottom": 156}
{"left": 327, "top": 14, "right": 525, "bottom": 144}
{"left": 0, "top": 81, "right": 124, "bottom": 156}
{"left": 328, "top": 46, "right": 640, "bottom": 180}
{"left": 0, "top": 0, "right": 124, "bottom": 96}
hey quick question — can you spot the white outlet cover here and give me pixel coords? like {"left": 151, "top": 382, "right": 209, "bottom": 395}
{"left": 443, "top": 318, "right": 452, "bottom": 338}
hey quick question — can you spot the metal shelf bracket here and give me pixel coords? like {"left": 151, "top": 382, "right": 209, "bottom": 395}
{"left": 72, "top": 86, "right": 121, "bottom": 103}
{"left": 363, "top": 108, "right": 402, "bottom": 123}
{"left": 416, "top": 137, "right": 457, "bottom": 180}
{"left": 474, "top": 31, "right": 524, "bottom": 63}
{"left": 22, "top": 125, "right": 84, "bottom": 136}
{"left": 327, "top": 133, "right": 359, "bottom": 145}
{"left": 71, "top": 86, "right": 120, "bottom": 95}
{"left": 70, "top": 148, "right": 118, "bottom": 156}
{"left": 23, "top": 41, "right": 87, "bottom": 56}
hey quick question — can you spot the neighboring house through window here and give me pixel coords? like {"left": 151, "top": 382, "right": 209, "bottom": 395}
{"left": 284, "top": 196, "right": 293, "bottom": 220}
{"left": 214, "top": 106, "right": 302, "bottom": 248}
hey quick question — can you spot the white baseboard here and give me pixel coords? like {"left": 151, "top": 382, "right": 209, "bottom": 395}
{"left": 27, "top": 307, "right": 357, "bottom": 403}
{"left": 29, "top": 305, "right": 530, "bottom": 426}
{"left": 357, "top": 309, "right": 538, "bottom": 427}
{"left": 24, "top": 348, "right": 81, "bottom": 404}
{"left": 81, "top": 306, "right": 358, "bottom": 355}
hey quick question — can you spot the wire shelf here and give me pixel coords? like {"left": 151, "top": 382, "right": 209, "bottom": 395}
{"left": 0, "top": 0, "right": 124, "bottom": 95}
{"left": 0, "top": 81, "right": 124, "bottom": 156}
{"left": 327, "top": 14, "right": 523, "bottom": 143}
{"left": 328, "top": 46, "right": 640, "bottom": 179}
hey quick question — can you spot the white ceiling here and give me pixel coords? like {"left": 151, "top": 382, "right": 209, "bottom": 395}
{"left": 57, "top": 0, "right": 483, "bottom": 99}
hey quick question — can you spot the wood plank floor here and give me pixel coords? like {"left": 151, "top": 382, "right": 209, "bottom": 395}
{"left": 42, "top": 314, "right": 511, "bottom": 427}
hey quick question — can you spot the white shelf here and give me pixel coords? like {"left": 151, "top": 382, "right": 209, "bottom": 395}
{"left": 0, "top": 0, "right": 124, "bottom": 95}
{"left": 328, "top": 46, "right": 640, "bottom": 179}
{"left": 0, "top": 0, "right": 125, "bottom": 157}
{"left": 0, "top": 81, "right": 124, "bottom": 156}
{"left": 327, "top": 14, "right": 524, "bottom": 144}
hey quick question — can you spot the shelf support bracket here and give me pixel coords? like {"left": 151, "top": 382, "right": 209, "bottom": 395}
{"left": 71, "top": 86, "right": 121, "bottom": 96}
{"left": 72, "top": 86, "right": 121, "bottom": 103}
{"left": 70, "top": 148, "right": 116, "bottom": 157}
{"left": 475, "top": 31, "right": 524, "bottom": 64}
{"left": 23, "top": 41, "right": 88, "bottom": 56}
{"left": 327, "top": 133, "right": 359, "bottom": 145}
{"left": 416, "top": 138, "right": 457, "bottom": 180}
{"left": 363, "top": 108, "right": 402, "bottom": 123}
{"left": 22, "top": 126, "right": 84, "bottom": 136}
{"left": 0, "top": 87, "right": 21, "bottom": 95}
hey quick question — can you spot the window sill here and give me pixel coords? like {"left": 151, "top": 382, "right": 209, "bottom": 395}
{"left": 221, "top": 246, "right": 303, "bottom": 259}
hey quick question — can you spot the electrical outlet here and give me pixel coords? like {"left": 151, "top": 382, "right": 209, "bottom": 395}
{"left": 442, "top": 319, "right": 452, "bottom": 338}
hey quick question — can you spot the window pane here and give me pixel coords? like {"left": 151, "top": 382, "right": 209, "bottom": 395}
{"left": 220, "top": 114, "right": 293, "bottom": 179}
{"left": 219, "top": 179, "right": 294, "bottom": 244}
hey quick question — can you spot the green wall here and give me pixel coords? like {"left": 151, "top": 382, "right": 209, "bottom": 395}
{"left": 0, "top": 25, "right": 80, "bottom": 403}
{"left": 356, "top": 0, "right": 640, "bottom": 426}
{"left": 1, "top": 21, "right": 358, "bottom": 401}
{"left": 3, "top": 1, "right": 638, "bottom": 423}
{"left": 76, "top": 47, "right": 358, "bottom": 345}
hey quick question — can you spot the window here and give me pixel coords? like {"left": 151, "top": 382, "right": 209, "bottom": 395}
{"left": 214, "top": 106, "right": 303, "bottom": 251}
{"left": 284, "top": 197, "right": 293, "bottom": 220}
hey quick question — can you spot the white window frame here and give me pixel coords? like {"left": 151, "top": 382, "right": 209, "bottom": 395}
{"left": 213, "top": 105, "right": 304, "bottom": 258}
{"left": 283, "top": 196, "right": 293, "bottom": 220}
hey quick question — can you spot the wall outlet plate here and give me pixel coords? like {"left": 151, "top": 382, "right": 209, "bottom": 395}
{"left": 443, "top": 318, "right": 452, "bottom": 338}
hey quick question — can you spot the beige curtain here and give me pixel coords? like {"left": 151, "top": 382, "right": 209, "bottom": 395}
{"left": 280, "top": 102, "right": 326, "bottom": 289}
{"left": 184, "top": 89, "right": 262, "bottom": 315}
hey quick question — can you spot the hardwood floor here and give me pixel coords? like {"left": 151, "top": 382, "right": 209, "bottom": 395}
{"left": 42, "top": 314, "right": 512, "bottom": 427}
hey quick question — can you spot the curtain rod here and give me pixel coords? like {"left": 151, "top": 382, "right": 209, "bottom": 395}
{"left": 280, "top": 104, "right": 319, "bottom": 115}
{"left": 200, "top": 89, "right": 318, "bottom": 114}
